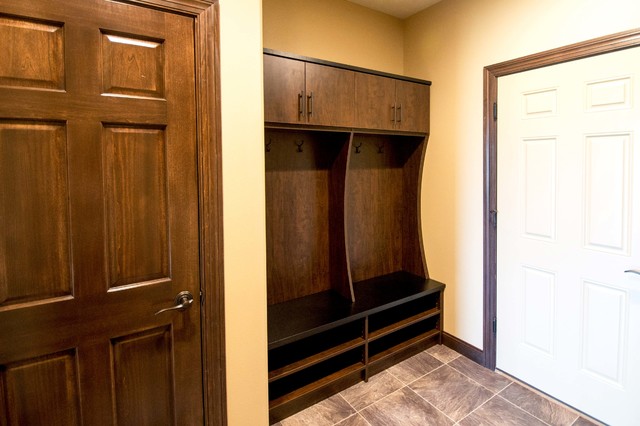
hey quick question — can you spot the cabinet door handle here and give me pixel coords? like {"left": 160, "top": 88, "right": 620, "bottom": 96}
{"left": 307, "top": 92, "right": 314, "bottom": 117}
{"left": 298, "top": 91, "right": 304, "bottom": 120}
{"left": 391, "top": 105, "right": 396, "bottom": 122}
{"left": 397, "top": 104, "right": 402, "bottom": 123}
{"left": 625, "top": 269, "right": 640, "bottom": 276}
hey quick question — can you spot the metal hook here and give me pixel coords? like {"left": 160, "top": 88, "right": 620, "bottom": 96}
{"left": 265, "top": 138, "right": 272, "bottom": 153}
{"left": 295, "top": 140, "right": 304, "bottom": 153}
{"left": 354, "top": 141, "right": 362, "bottom": 154}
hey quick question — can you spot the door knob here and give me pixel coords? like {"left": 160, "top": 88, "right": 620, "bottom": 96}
{"left": 624, "top": 269, "right": 640, "bottom": 276}
{"left": 155, "top": 291, "right": 194, "bottom": 315}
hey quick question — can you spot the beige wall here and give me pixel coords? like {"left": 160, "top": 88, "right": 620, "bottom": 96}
{"left": 404, "top": 0, "right": 640, "bottom": 348}
{"left": 219, "top": 0, "right": 269, "bottom": 424}
{"left": 262, "top": 0, "right": 404, "bottom": 74}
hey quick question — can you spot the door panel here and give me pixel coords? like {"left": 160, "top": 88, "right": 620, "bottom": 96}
{"left": 263, "top": 55, "right": 305, "bottom": 124}
{"left": 354, "top": 73, "right": 396, "bottom": 131}
{"left": 0, "top": 1, "right": 203, "bottom": 424}
{"left": 305, "top": 63, "right": 354, "bottom": 127}
{"left": 395, "top": 79, "right": 430, "bottom": 133}
{"left": 497, "top": 47, "right": 640, "bottom": 425}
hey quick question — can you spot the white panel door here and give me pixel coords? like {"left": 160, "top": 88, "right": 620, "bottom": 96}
{"left": 497, "top": 47, "right": 640, "bottom": 425}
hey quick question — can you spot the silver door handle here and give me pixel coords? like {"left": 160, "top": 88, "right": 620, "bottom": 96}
{"left": 155, "top": 291, "right": 194, "bottom": 315}
{"left": 624, "top": 270, "right": 640, "bottom": 276}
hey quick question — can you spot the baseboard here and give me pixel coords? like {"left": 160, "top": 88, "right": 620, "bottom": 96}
{"left": 442, "top": 332, "right": 485, "bottom": 366}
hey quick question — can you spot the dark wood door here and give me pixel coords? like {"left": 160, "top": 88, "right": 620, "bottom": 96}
{"left": 354, "top": 73, "right": 396, "bottom": 131}
{"left": 395, "top": 80, "right": 430, "bottom": 133}
{"left": 0, "top": 1, "right": 203, "bottom": 424}
{"left": 264, "top": 55, "right": 305, "bottom": 124}
{"left": 305, "top": 63, "right": 354, "bottom": 127}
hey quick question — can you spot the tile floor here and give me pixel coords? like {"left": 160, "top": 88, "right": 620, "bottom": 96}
{"left": 272, "top": 345, "right": 603, "bottom": 426}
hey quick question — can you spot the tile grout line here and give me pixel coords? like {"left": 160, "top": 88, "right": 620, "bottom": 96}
{"left": 403, "top": 384, "right": 458, "bottom": 425}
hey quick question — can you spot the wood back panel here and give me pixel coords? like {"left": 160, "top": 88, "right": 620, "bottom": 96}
{"left": 265, "top": 130, "right": 351, "bottom": 304}
{"left": 346, "top": 134, "right": 427, "bottom": 283}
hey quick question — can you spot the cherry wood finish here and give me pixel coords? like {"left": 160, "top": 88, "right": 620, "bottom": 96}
{"left": 0, "top": 1, "right": 225, "bottom": 425}
{"left": 482, "top": 28, "right": 640, "bottom": 371}
{"left": 264, "top": 50, "right": 438, "bottom": 422}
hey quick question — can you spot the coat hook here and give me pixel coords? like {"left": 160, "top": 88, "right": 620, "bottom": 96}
{"left": 377, "top": 142, "right": 384, "bottom": 154}
{"left": 295, "top": 140, "right": 304, "bottom": 153}
{"left": 354, "top": 141, "right": 362, "bottom": 154}
{"left": 265, "top": 138, "right": 272, "bottom": 153}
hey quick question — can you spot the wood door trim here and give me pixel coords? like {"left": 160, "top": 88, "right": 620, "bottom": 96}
{"left": 483, "top": 28, "right": 640, "bottom": 370}
{"left": 124, "top": 0, "right": 225, "bottom": 424}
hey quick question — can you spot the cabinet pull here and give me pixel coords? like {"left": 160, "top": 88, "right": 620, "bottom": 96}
{"left": 397, "top": 104, "right": 402, "bottom": 123}
{"left": 298, "top": 92, "right": 304, "bottom": 120}
{"left": 391, "top": 105, "right": 396, "bottom": 122}
{"left": 307, "top": 92, "right": 314, "bottom": 117}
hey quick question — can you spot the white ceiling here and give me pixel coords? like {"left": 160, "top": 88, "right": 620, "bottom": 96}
{"left": 346, "top": 0, "right": 443, "bottom": 19}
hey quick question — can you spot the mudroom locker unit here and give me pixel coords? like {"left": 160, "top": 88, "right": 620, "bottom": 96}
{"left": 263, "top": 49, "right": 445, "bottom": 423}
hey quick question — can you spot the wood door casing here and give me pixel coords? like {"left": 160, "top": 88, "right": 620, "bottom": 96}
{"left": 0, "top": 1, "right": 206, "bottom": 424}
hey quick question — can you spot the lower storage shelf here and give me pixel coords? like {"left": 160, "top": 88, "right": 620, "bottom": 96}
{"left": 267, "top": 275, "right": 445, "bottom": 423}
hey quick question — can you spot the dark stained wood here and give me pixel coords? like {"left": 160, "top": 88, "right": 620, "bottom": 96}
{"left": 263, "top": 50, "right": 435, "bottom": 423}
{"left": 267, "top": 275, "right": 444, "bottom": 422}
{"left": 264, "top": 48, "right": 432, "bottom": 86}
{"left": 329, "top": 134, "right": 353, "bottom": 301}
{"left": 346, "top": 134, "right": 427, "bottom": 282}
{"left": 483, "top": 28, "right": 640, "bottom": 371}
{"left": 0, "top": 122, "right": 71, "bottom": 305}
{"left": 402, "top": 132, "right": 429, "bottom": 278}
{"left": 0, "top": 1, "right": 218, "bottom": 424}
{"left": 396, "top": 80, "right": 430, "bottom": 133}
{"left": 305, "top": 63, "right": 355, "bottom": 127}
{"left": 103, "top": 126, "right": 169, "bottom": 287}
{"left": 265, "top": 129, "right": 351, "bottom": 304}
{"left": 0, "top": 16, "right": 65, "bottom": 90}
{"left": 354, "top": 73, "right": 396, "bottom": 131}
{"left": 264, "top": 55, "right": 356, "bottom": 127}
{"left": 112, "top": 327, "right": 175, "bottom": 425}
{"left": 264, "top": 54, "right": 305, "bottom": 124}
{"left": 355, "top": 74, "right": 430, "bottom": 133}
{"left": 1, "top": 351, "right": 81, "bottom": 425}
{"left": 192, "top": 3, "right": 227, "bottom": 425}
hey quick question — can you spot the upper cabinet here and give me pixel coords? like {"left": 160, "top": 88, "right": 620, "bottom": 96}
{"left": 264, "top": 54, "right": 354, "bottom": 127}
{"left": 355, "top": 73, "right": 430, "bottom": 133}
{"left": 263, "top": 50, "right": 430, "bottom": 133}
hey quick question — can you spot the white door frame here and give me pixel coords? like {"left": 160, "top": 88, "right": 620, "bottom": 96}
{"left": 482, "top": 28, "right": 640, "bottom": 371}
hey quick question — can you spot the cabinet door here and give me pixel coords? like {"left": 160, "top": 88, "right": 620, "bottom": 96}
{"left": 305, "top": 63, "right": 355, "bottom": 127}
{"left": 264, "top": 55, "right": 305, "bottom": 124}
{"left": 395, "top": 80, "right": 430, "bottom": 133}
{"left": 354, "top": 73, "right": 396, "bottom": 131}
